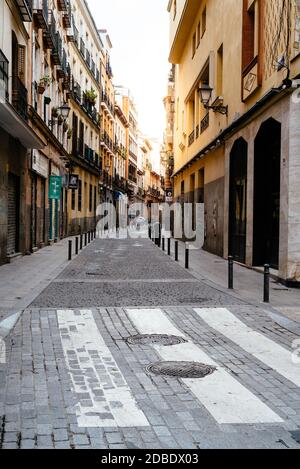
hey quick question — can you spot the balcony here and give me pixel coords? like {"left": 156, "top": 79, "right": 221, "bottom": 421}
{"left": 188, "top": 130, "right": 195, "bottom": 147}
{"left": 43, "top": 10, "right": 56, "bottom": 50}
{"left": 101, "top": 91, "right": 115, "bottom": 118}
{"left": 0, "top": 50, "right": 9, "bottom": 102}
{"left": 12, "top": 75, "right": 28, "bottom": 121}
{"left": 0, "top": 49, "right": 44, "bottom": 149}
{"left": 80, "top": 38, "right": 85, "bottom": 58}
{"left": 101, "top": 170, "right": 113, "bottom": 188}
{"left": 71, "top": 79, "right": 81, "bottom": 104}
{"left": 100, "top": 131, "right": 114, "bottom": 154}
{"left": 62, "top": 1, "right": 71, "bottom": 28}
{"left": 57, "top": 0, "right": 68, "bottom": 11}
{"left": 200, "top": 113, "right": 209, "bottom": 134}
{"left": 106, "top": 61, "right": 113, "bottom": 79}
{"left": 113, "top": 174, "right": 127, "bottom": 192}
{"left": 52, "top": 31, "right": 63, "bottom": 66}
{"left": 147, "top": 186, "right": 162, "bottom": 199}
{"left": 16, "top": 0, "right": 33, "bottom": 22}
{"left": 33, "top": 0, "right": 48, "bottom": 30}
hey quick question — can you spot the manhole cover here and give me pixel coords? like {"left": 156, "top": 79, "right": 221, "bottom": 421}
{"left": 127, "top": 334, "right": 187, "bottom": 346}
{"left": 146, "top": 361, "right": 216, "bottom": 379}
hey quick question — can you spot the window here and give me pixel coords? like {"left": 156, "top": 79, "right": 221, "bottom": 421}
{"left": 197, "top": 22, "right": 201, "bottom": 47}
{"left": 89, "top": 184, "right": 93, "bottom": 212}
{"left": 202, "top": 7, "right": 207, "bottom": 37}
{"left": 192, "top": 33, "right": 196, "bottom": 58}
{"left": 72, "top": 189, "right": 76, "bottom": 211}
{"left": 0, "top": 50, "right": 9, "bottom": 100}
{"left": 181, "top": 181, "right": 185, "bottom": 201}
{"left": 216, "top": 44, "right": 223, "bottom": 96}
{"left": 242, "top": 0, "right": 256, "bottom": 70}
{"left": 78, "top": 180, "right": 82, "bottom": 212}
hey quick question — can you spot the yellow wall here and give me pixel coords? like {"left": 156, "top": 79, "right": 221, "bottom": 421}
{"left": 170, "top": 0, "right": 300, "bottom": 175}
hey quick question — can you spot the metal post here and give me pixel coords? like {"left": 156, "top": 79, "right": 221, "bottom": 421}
{"left": 148, "top": 226, "right": 151, "bottom": 239}
{"left": 175, "top": 240, "right": 179, "bottom": 261}
{"left": 264, "top": 264, "right": 270, "bottom": 303}
{"left": 168, "top": 238, "right": 171, "bottom": 256}
{"left": 158, "top": 224, "right": 162, "bottom": 248}
{"left": 68, "top": 240, "right": 72, "bottom": 261}
{"left": 75, "top": 237, "right": 79, "bottom": 255}
{"left": 80, "top": 234, "right": 83, "bottom": 250}
{"left": 228, "top": 256, "right": 234, "bottom": 290}
{"left": 162, "top": 237, "right": 165, "bottom": 252}
{"left": 88, "top": 232, "right": 91, "bottom": 243}
{"left": 85, "top": 233, "right": 87, "bottom": 247}
{"left": 185, "top": 244, "right": 189, "bottom": 269}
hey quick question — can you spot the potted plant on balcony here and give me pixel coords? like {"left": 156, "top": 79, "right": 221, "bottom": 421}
{"left": 86, "top": 88, "right": 97, "bottom": 106}
{"left": 38, "top": 75, "right": 51, "bottom": 95}
{"left": 51, "top": 107, "right": 59, "bottom": 119}
{"left": 63, "top": 121, "right": 69, "bottom": 133}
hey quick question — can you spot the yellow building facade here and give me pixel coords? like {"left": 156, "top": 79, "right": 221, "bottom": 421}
{"left": 168, "top": 0, "right": 300, "bottom": 284}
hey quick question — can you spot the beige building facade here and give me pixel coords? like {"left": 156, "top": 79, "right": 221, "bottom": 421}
{"left": 67, "top": 0, "right": 102, "bottom": 235}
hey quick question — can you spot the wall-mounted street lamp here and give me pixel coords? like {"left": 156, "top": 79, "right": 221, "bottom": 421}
{"left": 198, "top": 84, "right": 228, "bottom": 116}
{"left": 59, "top": 103, "right": 71, "bottom": 119}
{"left": 49, "top": 103, "right": 71, "bottom": 127}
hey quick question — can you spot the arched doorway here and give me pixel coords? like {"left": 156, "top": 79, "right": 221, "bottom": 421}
{"left": 253, "top": 118, "right": 281, "bottom": 269}
{"left": 229, "top": 138, "right": 248, "bottom": 263}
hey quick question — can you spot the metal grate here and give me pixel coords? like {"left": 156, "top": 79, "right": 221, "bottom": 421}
{"left": 126, "top": 334, "right": 187, "bottom": 347}
{"left": 146, "top": 361, "right": 216, "bottom": 379}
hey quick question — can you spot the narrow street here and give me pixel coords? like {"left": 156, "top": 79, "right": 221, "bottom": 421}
{"left": 1, "top": 237, "right": 300, "bottom": 449}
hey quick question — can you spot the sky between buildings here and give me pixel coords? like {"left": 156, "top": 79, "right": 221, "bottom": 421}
{"left": 87, "top": 0, "right": 170, "bottom": 145}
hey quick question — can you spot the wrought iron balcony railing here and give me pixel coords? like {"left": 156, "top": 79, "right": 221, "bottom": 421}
{"left": 12, "top": 75, "right": 28, "bottom": 121}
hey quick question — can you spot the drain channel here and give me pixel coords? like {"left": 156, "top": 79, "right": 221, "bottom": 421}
{"left": 146, "top": 361, "right": 216, "bottom": 379}
{"left": 126, "top": 334, "right": 187, "bottom": 347}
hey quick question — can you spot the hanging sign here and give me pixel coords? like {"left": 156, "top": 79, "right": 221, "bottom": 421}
{"left": 49, "top": 176, "right": 62, "bottom": 200}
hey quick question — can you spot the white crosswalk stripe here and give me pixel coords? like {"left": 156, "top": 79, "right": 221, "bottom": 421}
{"left": 195, "top": 307, "right": 300, "bottom": 388}
{"left": 57, "top": 309, "right": 149, "bottom": 428}
{"left": 127, "top": 308, "right": 283, "bottom": 425}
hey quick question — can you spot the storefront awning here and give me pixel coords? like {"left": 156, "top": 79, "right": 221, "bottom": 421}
{"left": 0, "top": 101, "right": 45, "bottom": 150}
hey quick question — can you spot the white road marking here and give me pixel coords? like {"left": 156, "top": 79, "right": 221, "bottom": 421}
{"left": 127, "top": 309, "right": 283, "bottom": 424}
{"left": 57, "top": 309, "right": 149, "bottom": 428}
{"left": 195, "top": 307, "right": 300, "bottom": 388}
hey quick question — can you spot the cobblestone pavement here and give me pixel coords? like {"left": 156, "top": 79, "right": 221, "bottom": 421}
{"left": 0, "top": 238, "right": 300, "bottom": 449}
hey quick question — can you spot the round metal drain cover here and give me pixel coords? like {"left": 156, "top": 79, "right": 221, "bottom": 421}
{"left": 126, "top": 334, "right": 187, "bottom": 347}
{"left": 146, "top": 361, "right": 216, "bottom": 379}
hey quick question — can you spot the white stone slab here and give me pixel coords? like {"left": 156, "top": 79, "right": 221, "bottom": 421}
{"left": 127, "top": 308, "right": 283, "bottom": 424}
{"left": 195, "top": 307, "right": 300, "bottom": 388}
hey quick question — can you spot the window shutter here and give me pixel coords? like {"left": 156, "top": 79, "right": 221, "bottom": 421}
{"left": 18, "top": 45, "right": 26, "bottom": 83}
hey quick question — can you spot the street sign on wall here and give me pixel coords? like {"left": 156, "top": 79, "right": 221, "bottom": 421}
{"left": 49, "top": 176, "right": 62, "bottom": 200}
{"left": 68, "top": 175, "right": 79, "bottom": 190}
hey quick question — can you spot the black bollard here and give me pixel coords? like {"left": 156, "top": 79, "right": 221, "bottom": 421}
{"left": 148, "top": 226, "right": 151, "bottom": 239}
{"left": 264, "top": 264, "right": 270, "bottom": 303}
{"left": 85, "top": 233, "right": 87, "bottom": 246}
{"left": 185, "top": 244, "right": 189, "bottom": 269}
{"left": 158, "top": 224, "right": 162, "bottom": 248}
{"left": 168, "top": 238, "right": 171, "bottom": 256}
{"left": 80, "top": 234, "right": 83, "bottom": 250}
{"left": 68, "top": 240, "right": 72, "bottom": 261}
{"left": 175, "top": 240, "right": 179, "bottom": 261}
{"left": 228, "top": 256, "right": 234, "bottom": 290}
{"left": 75, "top": 237, "right": 79, "bottom": 255}
{"left": 162, "top": 237, "right": 165, "bottom": 252}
